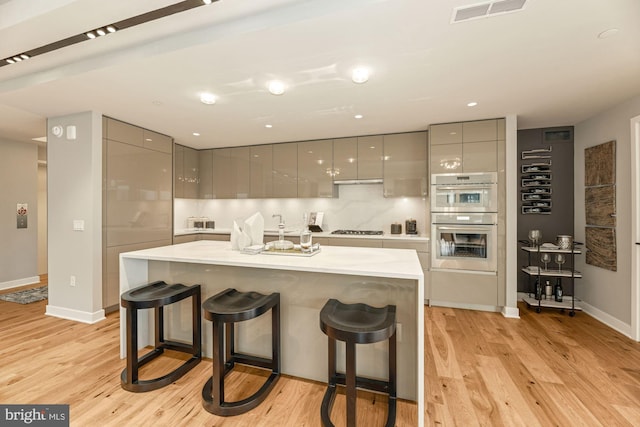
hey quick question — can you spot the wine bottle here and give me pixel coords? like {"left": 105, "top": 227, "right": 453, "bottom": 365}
{"left": 535, "top": 278, "right": 542, "bottom": 300}
{"left": 554, "top": 278, "right": 563, "bottom": 302}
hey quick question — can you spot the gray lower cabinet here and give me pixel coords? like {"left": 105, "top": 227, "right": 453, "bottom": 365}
{"left": 383, "top": 132, "right": 428, "bottom": 197}
{"left": 383, "top": 240, "right": 430, "bottom": 301}
{"left": 173, "top": 234, "right": 199, "bottom": 244}
{"left": 430, "top": 270, "right": 498, "bottom": 306}
{"left": 199, "top": 234, "right": 230, "bottom": 241}
{"left": 104, "top": 240, "right": 172, "bottom": 312}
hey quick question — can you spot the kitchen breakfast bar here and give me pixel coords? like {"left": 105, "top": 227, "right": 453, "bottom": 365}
{"left": 119, "top": 240, "right": 424, "bottom": 425}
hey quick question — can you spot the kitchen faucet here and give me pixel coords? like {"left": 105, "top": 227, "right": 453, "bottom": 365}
{"left": 272, "top": 214, "right": 285, "bottom": 242}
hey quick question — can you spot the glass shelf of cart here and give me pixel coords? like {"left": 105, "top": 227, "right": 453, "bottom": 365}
{"left": 521, "top": 246, "right": 582, "bottom": 254}
{"left": 521, "top": 266, "right": 583, "bottom": 278}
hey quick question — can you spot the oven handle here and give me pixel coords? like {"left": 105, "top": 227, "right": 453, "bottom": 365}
{"left": 435, "top": 225, "right": 495, "bottom": 229}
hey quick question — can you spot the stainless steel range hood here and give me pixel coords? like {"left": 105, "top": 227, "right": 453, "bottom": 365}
{"left": 332, "top": 178, "right": 383, "bottom": 185}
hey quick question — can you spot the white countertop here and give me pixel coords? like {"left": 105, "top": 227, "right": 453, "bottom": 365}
{"left": 121, "top": 240, "right": 424, "bottom": 281}
{"left": 175, "top": 228, "right": 429, "bottom": 242}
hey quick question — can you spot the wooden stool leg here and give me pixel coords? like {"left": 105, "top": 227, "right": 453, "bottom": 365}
{"left": 155, "top": 306, "right": 163, "bottom": 348}
{"left": 346, "top": 341, "right": 356, "bottom": 427}
{"left": 126, "top": 307, "right": 138, "bottom": 385}
{"left": 212, "top": 320, "right": 225, "bottom": 407}
{"left": 272, "top": 301, "right": 280, "bottom": 373}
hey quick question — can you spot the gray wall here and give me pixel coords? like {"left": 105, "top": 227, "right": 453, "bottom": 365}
{"left": 47, "top": 111, "right": 104, "bottom": 323}
{"left": 0, "top": 139, "right": 39, "bottom": 288}
{"left": 574, "top": 95, "right": 640, "bottom": 330}
{"left": 516, "top": 127, "right": 575, "bottom": 292}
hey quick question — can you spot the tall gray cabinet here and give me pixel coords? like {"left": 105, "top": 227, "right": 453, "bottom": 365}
{"left": 102, "top": 117, "right": 173, "bottom": 311}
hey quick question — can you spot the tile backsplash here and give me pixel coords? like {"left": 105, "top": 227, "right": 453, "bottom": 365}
{"left": 175, "top": 184, "right": 428, "bottom": 235}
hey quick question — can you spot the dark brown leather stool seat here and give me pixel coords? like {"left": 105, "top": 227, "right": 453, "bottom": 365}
{"left": 319, "top": 299, "right": 397, "bottom": 427}
{"left": 120, "top": 281, "right": 201, "bottom": 392}
{"left": 201, "top": 288, "right": 281, "bottom": 416}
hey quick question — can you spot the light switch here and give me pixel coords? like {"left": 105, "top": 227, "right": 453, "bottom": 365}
{"left": 73, "top": 220, "right": 85, "bottom": 231}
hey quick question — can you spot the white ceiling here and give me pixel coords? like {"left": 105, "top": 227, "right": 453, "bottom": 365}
{"left": 0, "top": 0, "right": 639, "bottom": 149}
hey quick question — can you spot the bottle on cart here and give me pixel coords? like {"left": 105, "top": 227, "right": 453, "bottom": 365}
{"left": 554, "top": 278, "right": 563, "bottom": 302}
{"left": 535, "top": 278, "right": 542, "bottom": 300}
{"left": 544, "top": 280, "right": 553, "bottom": 299}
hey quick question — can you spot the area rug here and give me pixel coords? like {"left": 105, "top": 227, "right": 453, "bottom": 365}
{"left": 0, "top": 286, "right": 48, "bottom": 304}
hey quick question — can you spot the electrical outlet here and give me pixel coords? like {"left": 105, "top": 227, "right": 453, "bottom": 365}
{"left": 70, "top": 275, "right": 76, "bottom": 287}
{"left": 396, "top": 323, "right": 402, "bottom": 342}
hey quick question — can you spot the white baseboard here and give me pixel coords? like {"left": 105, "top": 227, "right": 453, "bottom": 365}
{"left": 0, "top": 276, "right": 40, "bottom": 291}
{"left": 45, "top": 305, "right": 106, "bottom": 324}
{"left": 429, "top": 300, "right": 501, "bottom": 313}
{"left": 579, "top": 300, "right": 633, "bottom": 339}
{"left": 501, "top": 305, "right": 520, "bottom": 319}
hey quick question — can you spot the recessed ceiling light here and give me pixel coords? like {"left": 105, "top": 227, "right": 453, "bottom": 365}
{"left": 20, "top": 54, "right": 29, "bottom": 60}
{"left": 193, "top": 132, "right": 200, "bottom": 136}
{"left": 6, "top": 59, "right": 15, "bottom": 64}
{"left": 354, "top": 114, "right": 363, "bottom": 119}
{"left": 200, "top": 93, "right": 216, "bottom": 105}
{"left": 96, "top": 28, "right": 106, "bottom": 36}
{"left": 203, "top": 0, "right": 213, "bottom": 4}
{"left": 265, "top": 124, "right": 273, "bottom": 128}
{"left": 467, "top": 101, "right": 478, "bottom": 107}
{"left": 86, "top": 32, "right": 96, "bottom": 39}
{"left": 351, "top": 67, "right": 370, "bottom": 84}
{"left": 598, "top": 28, "right": 619, "bottom": 39}
{"left": 106, "top": 26, "right": 117, "bottom": 33}
{"left": 268, "top": 80, "right": 285, "bottom": 95}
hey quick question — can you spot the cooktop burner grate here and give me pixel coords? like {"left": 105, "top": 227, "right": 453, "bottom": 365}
{"left": 331, "top": 230, "right": 384, "bottom": 235}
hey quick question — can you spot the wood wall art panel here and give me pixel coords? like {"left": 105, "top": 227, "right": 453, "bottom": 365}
{"left": 585, "top": 186, "right": 616, "bottom": 227}
{"left": 585, "top": 226, "right": 617, "bottom": 271}
{"left": 584, "top": 140, "right": 615, "bottom": 186}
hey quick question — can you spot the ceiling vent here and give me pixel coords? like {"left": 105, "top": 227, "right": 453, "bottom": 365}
{"left": 452, "top": 0, "right": 527, "bottom": 23}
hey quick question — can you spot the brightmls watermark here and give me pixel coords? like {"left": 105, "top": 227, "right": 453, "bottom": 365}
{"left": 1, "top": 405, "right": 69, "bottom": 426}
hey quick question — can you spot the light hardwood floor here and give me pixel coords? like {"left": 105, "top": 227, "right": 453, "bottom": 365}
{"left": 1, "top": 280, "right": 639, "bottom": 426}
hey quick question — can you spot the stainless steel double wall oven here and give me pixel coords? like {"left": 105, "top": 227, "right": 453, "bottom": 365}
{"left": 430, "top": 172, "right": 498, "bottom": 273}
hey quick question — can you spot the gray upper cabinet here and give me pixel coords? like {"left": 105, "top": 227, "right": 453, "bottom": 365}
{"left": 106, "top": 118, "right": 144, "bottom": 147}
{"left": 182, "top": 145, "right": 199, "bottom": 199}
{"left": 383, "top": 132, "right": 427, "bottom": 197}
{"left": 198, "top": 149, "right": 213, "bottom": 199}
{"left": 333, "top": 137, "right": 358, "bottom": 180}
{"left": 250, "top": 145, "right": 273, "bottom": 198}
{"left": 174, "top": 144, "right": 184, "bottom": 197}
{"left": 357, "top": 135, "right": 383, "bottom": 180}
{"left": 429, "top": 123, "right": 462, "bottom": 145}
{"left": 298, "top": 139, "right": 335, "bottom": 198}
{"left": 333, "top": 136, "right": 383, "bottom": 181}
{"left": 273, "top": 143, "right": 298, "bottom": 198}
{"left": 232, "top": 147, "right": 250, "bottom": 199}
{"left": 143, "top": 129, "right": 172, "bottom": 154}
{"left": 213, "top": 148, "right": 234, "bottom": 199}
{"left": 430, "top": 119, "right": 501, "bottom": 173}
{"left": 462, "top": 120, "right": 498, "bottom": 142}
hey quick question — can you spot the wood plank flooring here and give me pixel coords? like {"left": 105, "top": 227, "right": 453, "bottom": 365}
{"left": 1, "top": 279, "right": 639, "bottom": 426}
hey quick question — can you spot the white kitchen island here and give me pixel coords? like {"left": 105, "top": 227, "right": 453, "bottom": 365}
{"left": 119, "top": 240, "right": 424, "bottom": 426}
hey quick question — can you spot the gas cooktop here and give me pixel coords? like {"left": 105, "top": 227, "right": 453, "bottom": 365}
{"left": 331, "top": 230, "right": 384, "bottom": 235}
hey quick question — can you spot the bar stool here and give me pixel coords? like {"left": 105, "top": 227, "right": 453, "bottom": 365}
{"left": 319, "top": 299, "right": 397, "bottom": 427}
{"left": 201, "top": 288, "right": 281, "bottom": 416}
{"left": 120, "top": 281, "right": 201, "bottom": 392}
